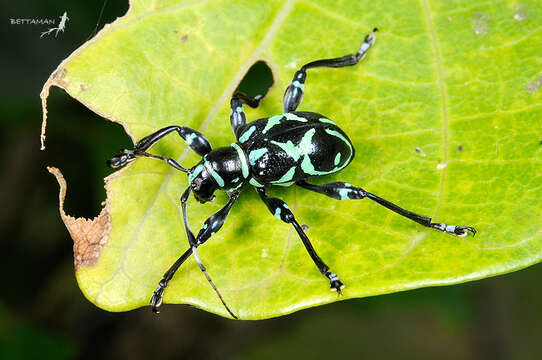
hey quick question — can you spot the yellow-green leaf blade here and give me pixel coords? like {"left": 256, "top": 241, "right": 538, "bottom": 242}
{"left": 43, "top": 0, "right": 542, "bottom": 319}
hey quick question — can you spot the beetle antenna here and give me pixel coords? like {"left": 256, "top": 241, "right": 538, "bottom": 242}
{"left": 107, "top": 149, "right": 189, "bottom": 173}
{"left": 192, "top": 246, "right": 238, "bottom": 319}
{"left": 135, "top": 151, "right": 189, "bottom": 173}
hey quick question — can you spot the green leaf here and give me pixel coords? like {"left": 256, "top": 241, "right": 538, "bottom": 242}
{"left": 42, "top": 0, "right": 542, "bottom": 319}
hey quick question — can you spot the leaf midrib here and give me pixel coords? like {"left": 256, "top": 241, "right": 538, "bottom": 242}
{"left": 377, "top": 0, "right": 452, "bottom": 270}
{"left": 100, "top": 0, "right": 297, "bottom": 299}
{"left": 420, "top": 0, "right": 449, "bottom": 221}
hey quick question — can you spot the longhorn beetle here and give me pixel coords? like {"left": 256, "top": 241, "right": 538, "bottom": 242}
{"left": 108, "top": 29, "right": 476, "bottom": 319}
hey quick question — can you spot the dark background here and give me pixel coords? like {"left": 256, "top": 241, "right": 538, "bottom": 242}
{"left": 1, "top": 1, "right": 541, "bottom": 359}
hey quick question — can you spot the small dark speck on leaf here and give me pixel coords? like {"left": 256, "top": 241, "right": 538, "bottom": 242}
{"left": 514, "top": 6, "right": 527, "bottom": 21}
{"left": 472, "top": 12, "right": 491, "bottom": 35}
{"left": 526, "top": 76, "right": 542, "bottom": 93}
{"left": 415, "top": 146, "right": 426, "bottom": 157}
{"left": 301, "top": 224, "right": 309, "bottom": 231}
{"left": 458, "top": 145, "right": 463, "bottom": 151}
{"left": 181, "top": 34, "right": 188, "bottom": 43}
{"left": 80, "top": 84, "right": 88, "bottom": 91}
{"left": 539, "top": 140, "right": 542, "bottom": 145}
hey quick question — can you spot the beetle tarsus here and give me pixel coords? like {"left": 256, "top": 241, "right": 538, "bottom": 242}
{"left": 150, "top": 282, "right": 166, "bottom": 314}
{"left": 455, "top": 226, "right": 477, "bottom": 237}
{"left": 326, "top": 272, "right": 344, "bottom": 295}
{"left": 330, "top": 280, "right": 344, "bottom": 295}
{"left": 106, "top": 149, "right": 135, "bottom": 168}
{"left": 430, "top": 223, "right": 477, "bottom": 237}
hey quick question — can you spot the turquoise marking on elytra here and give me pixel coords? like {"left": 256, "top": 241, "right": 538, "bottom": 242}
{"left": 239, "top": 125, "right": 256, "bottom": 143}
{"left": 338, "top": 188, "right": 350, "bottom": 200}
{"left": 203, "top": 157, "right": 225, "bottom": 187}
{"left": 262, "top": 115, "right": 283, "bottom": 134}
{"left": 249, "top": 178, "right": 264, "bottom": 187}
{"left": 325, "top": 129, "right": 353, "bottom": 157}
{"left": 236, "top": 106, "right": 243, "bottom": 113}
{"left": 249, "top": 148, "right": 268, "bottom": 165}
{"left": 301, "top": 147, "right": 350, "bottom": 176}
{"left": 334, "top": 152, "right": 341, "bottom": 165}
{"left": 188, "top": 164, "right": 204, "bottom": 183}
{"left": 232, "top": 177, "right": 240, "bottom": 183}
{"left": 274, "top": 208, "right": 282, "bottom": 220}
{"left": 319, "top": 117, "right": 336, "bottom": 125}
{"left": 201, "top": 223, "right": 208, "bottom": 230}
{"left": 292, "top": 80, "right": 305, "bottom": 91}
{"left": 230, "top": 143, "right": 249, "bottom": 178}
{"left": 283, "top": 204, "right": 289, "bottom": 209}
{"left": 275, "top": 181, "right": 294, "bottom": 187}
{"left": 283, "top": 113, "right": 308, "bottom": 122}
{"left": 301, "top": 155, "right": 329, "bottom": 175}
{"left": 270, "top": 166, "right": 296, "bottom": 184}
{"left": 270, "top": 139, "right": 299, "bottom": 160}
{"left": 270, "top": 128, "right": 316, "bottom": 162}
{"left": 185, "top": 132, "right": 197, "bottom": 145}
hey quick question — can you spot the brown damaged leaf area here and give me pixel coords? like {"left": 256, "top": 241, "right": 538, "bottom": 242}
{"left": 40, "top": 67, "right": 69, "bottom": 150}
{"left": 48, "top": 167, "right": 111, "bottom": 269}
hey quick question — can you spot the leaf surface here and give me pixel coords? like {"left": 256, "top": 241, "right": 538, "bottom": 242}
{"left": 42, "top": 0, "right": 542, "bottom": 319}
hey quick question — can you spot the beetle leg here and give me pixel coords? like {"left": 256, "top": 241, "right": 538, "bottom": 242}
{"left": 296, "top": 180, "right": 477, "bottom": 237}
{"left": 256, "top": 187, "right": 344, "bottom": 294}
{"left": 150, "top": 247, "right": 192, "bottom": 313}
{"left": 283, "top": 28, "right": 377, "bottom": 113}
{"left": 151, "top": 186, "right": 239, "bottom": 318}
{"left": 107, "top": 126, "right": 212, "bottom": 169}
{"left": 230, "top": 92, "right": 263, "bottom": 139}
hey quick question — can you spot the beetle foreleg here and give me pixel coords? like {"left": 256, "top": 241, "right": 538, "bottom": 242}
{"left": 150, "top": 187, "right": 239, "bottom": 319}
{"left": 182, "top": 187, "right": 239, "bottom": 319}
{"left": 256, "top": 187, "right": 344, "bottom": 294}
{"left": 296, "top": 180, "right": 477, "bottom": 237}
{"left": 135, "top": 126, "right": 212, "bottom": 156}
{"left": 150, "top": 247, "right": 192, "bottom": 313}
{"left": 107, "top": 126, "right": 212, "bottom": 169}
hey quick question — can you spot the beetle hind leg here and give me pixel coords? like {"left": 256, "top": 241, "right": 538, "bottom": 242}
{"left": 296, "top": 180, "right": 477, "bottom": 237}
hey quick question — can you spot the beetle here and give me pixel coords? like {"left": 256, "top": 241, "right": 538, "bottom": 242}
{"left": 107, "top": 28, "right": 476, "bottom": 319}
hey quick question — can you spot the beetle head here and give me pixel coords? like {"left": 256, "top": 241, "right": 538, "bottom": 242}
{"left": 188, "top": 163, "right": 217, "bottom": 203}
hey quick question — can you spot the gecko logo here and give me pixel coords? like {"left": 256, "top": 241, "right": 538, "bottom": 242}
{"left": 9, "top": 11, "right": 69, "bottom": 38}
{"left": 40, "top": 12, "right": 69, "bottom": 38}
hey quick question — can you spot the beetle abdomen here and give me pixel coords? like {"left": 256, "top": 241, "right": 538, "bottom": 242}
{"left": 238, "top": 112, "right": 354, "bottom": 185}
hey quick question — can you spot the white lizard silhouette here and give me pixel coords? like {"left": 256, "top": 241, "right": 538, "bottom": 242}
{"left": 40, "top": 12, "right": 69, "bottom": 38}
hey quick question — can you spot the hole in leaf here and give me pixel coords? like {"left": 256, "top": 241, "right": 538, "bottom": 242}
{"left": 45, "top": 89, "right": 132, "bottom": 218}
{"left": 235, "top": 61, "right": 274, "bottom": 99}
